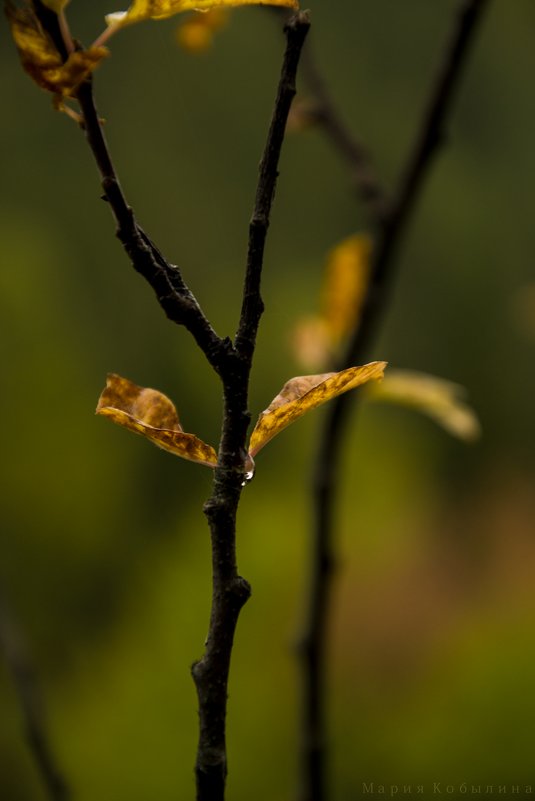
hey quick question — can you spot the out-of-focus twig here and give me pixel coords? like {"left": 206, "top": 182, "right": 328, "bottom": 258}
{"left": 300, "top": 3, "right": 491, "bottom": 801}
{"left": 0, "top": 589, "right": 70, "bottom": 801}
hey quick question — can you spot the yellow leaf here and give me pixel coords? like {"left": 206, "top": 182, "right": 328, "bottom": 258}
{"left": 322, "top": 233, "right": 372, "bottom": 343}
{"left": 290, "top": 316, "right": 332, "bottom": 372}
{"left": 367, "top": 370, "right": 481, "bottom": 441}
{"left": 176, "top": 8, "right": 228, "bottom": 52}
{"left": 96, "top": 374, "right": 218, "bottom": 467}
{"left": 291, "top": 234, "right": 372, "bottom": 370}
{"left": 105, "top": 0, "right": 298, "bottom": 28}
{"left": 6, "top": 5, "right": 108, "bottom": 98}
{"left": 248, "top": 362, "right": 387, "bottom": 457}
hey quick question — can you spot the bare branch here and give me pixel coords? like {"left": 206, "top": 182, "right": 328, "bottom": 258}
{"left": 235, "top": 11, "right": 311, "bottom": 363}
{"left": 31, "top": 0, "right": 226, "bottom": 376}
{"left": 75, "top": 78, "right": 228, "bottom": 375}
{"left": 192, "top": 14, "right": 310, "bottom": 801}
{"left": 301, "top": 3, "right": 491, "bottom": 801}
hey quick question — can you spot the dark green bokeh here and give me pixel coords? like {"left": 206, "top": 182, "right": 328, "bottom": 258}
{"left": 1, "top": 2, "right": 535, "bottom": 799}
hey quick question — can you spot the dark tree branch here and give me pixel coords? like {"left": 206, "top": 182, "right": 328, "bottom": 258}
{"left": 0, "top": 590, "right": 70, "bottom": 801}
{"left": 24, "top": 6, "right": 308, "bottom": 801}
{"left": 192, "top": 14, "right": 310, "bottom": 801}
{"left": 74, "top": 79, "right": 228, "bottom": 376}
{"left": 33, "top": 0, "right": 226, "bottom": 376}
{"left": 300, "top": 3, "right": 490, "bottom": 801}
{"left": 235, "top": 12, "right": 311, "bottom": 363}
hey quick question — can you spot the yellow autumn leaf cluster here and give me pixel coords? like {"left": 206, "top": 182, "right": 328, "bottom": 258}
{"left": 96, "top": 363, "right": 387, "bottom": 474}
{"left": 5, "top": 3, "right": 108, "bottom": 101}
{"left": 105, "top": 0, "right": 298, "bottom": 29}
{"left": 6, "top": 0, "right": 298, "bottom": 103}
{"left": 292, "top": 234, "right": 372, "bottom": 370}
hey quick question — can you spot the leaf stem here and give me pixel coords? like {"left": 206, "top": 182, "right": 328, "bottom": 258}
{"left": 300, "top": 3, "right": 490, "bottom": 800}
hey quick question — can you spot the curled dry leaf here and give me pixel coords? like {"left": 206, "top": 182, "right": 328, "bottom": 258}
{"left": 5, "top": 4, "right": 108, "bottom": 99}
{"left": 106, "top": 0, "right": 298, "bottom": 29}
{"left": 96, "top": 374, "right": 218, "bottom": 467}
{"left": 367, "top": 369, "right": 481, "bottom": 442}
{"left": 248, "top": 361, "right": 387, "bottom": 458}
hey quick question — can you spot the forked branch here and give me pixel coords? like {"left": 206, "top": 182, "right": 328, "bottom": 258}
{"left": 26, "top": 5, "right": 309, "bottom": 801}
{"left": 193, "top": 14, "right": 310, "bottom": 801}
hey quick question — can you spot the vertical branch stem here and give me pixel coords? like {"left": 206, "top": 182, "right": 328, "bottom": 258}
{"left": 192, "top": 13, "right": 310, "bottom": 801}
{"left": 300, "top": 3, "right": 490, "bottom": 801}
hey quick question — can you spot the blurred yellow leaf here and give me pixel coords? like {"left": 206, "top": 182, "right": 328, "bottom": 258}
{"left": 96, "top": 374, "right": 218, "bottom": 467}
{"left": 322, "top": 233, "right": 372, "bottom": 343}
{"left": 290, "top": 317, "right": 332, "bottom": 372}
{"left": 105, "top": 0, "right": 298, "bottom": 28}
{"left": 5, "top": 4, "right": 107, "bottom": 99}
{"left": 292, "top": 234, "right": 372, "bottom": 370}
{"left": 176, "top": 8, "right": 228, "bottom": 52}
{"left": 248, "top": 361, "right": 387, "bottom": 457}
{"left": 367, "top": 370, "right": 481, "bottom": 441}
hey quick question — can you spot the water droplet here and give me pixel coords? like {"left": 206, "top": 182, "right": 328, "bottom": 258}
{"left": 241, "top": 469, "right": 255, "bottom": 487}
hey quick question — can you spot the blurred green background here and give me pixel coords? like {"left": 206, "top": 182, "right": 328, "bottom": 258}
{"left": 1, "top": 1, "right": 535, "bottom": 799}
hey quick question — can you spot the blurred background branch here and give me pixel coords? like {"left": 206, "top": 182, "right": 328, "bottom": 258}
{"left": 301, "top": 3, "right": 491, "bottom": 801}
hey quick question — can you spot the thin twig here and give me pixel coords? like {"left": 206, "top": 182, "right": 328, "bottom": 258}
{"left": 27, "top": 5, "right": 307, "bottom": 801}
{"left": 32, "top": 1, "right": 227, "bottom": 376}
{"left": 300, "top": 3, "right": 490, "bottom": 801}
{"left": 0, "top": 590, "right": 70, "bottom": 801}
{"left": 192, "top": 14, "right": 310, "bottom": 801}
{"left": 76, "top": 78, "right": 228, "bottom": 375}
{"left": 235, "top": 12, "right": 311, "bottom": 361}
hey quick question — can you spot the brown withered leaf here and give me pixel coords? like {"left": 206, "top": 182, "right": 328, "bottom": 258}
{"left": 6, "top": 4, "right": 108, "bottom": 98}
{"left": 96, "top": 374, "right": 218, "bottom": 467}
{"left": 248, "top": 361, "right": 387, "bottom": 457}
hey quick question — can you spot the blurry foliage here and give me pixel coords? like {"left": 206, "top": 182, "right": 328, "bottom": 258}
{"left": 1, "top": 1, "right": 535, "bottom": 799}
